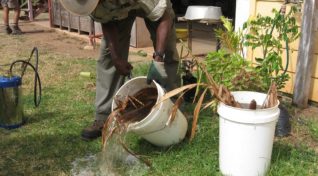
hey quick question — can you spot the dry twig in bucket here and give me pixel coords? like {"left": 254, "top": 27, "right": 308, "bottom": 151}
{"left": 102, "top": 88, "right": 158, "bottom": 144}
{"left": 249, "top": 100, "right": 257, "bottom": 110}
{"left": 199, "top": 62, "right": 241, "bottom": 108}
{"left": 115, "top": 87, "right": 158, "bottom": 123}
{"left": 261, "top": 82, "right": 278, "bottom": 109}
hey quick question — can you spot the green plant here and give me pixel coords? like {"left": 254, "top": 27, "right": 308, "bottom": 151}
{"left": 243, "top": 6, "right": 300, "bottom": 90}
{"left": 203, "top": 45, "right": 263, "bottom": 92}
{"left": 197, "top": 17, "right": 265, "bottom": 100}
{"left": 200, "top": 6, "right": 300, "bottom": 93}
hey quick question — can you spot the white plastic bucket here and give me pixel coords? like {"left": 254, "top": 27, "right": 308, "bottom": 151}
{"left": 217, "top": 91, "right": 280, "bottom": 176}
{"left": 112, "top": 76, "right": 188, "bottom": 147}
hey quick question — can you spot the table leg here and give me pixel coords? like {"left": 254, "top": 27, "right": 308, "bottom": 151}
{"left": 28, "top": 0, "right": 33, "bottom": 21}
{"left": 187, "top": 21, "right": 193, "bottom": 52}
{"left": 216, "top": 23, "right": 221, "bottom": 51}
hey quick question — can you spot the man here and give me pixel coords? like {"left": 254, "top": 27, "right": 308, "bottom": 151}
{"left": 1, "top": 0, "right": 22, "bottom": 35}
{"left": 60, "top": 0, "right": 180, "bottom": 140}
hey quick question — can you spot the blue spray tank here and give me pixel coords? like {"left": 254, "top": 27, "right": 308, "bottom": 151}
{"left": 0, "top": 47, "right": 41, "bottom": 129}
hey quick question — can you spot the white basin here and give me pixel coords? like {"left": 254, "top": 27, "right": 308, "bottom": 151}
{"left": 184, "top": 6, "right": 222, "bottom": 20}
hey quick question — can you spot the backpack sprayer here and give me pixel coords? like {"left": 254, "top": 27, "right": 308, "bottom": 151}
{"left": 0, "top": 47, "right": 42, "bottom": 129}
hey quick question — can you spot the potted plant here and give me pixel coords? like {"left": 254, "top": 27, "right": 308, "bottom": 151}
{"left": 164, "top": 5, "right": 300, "bottom": 176}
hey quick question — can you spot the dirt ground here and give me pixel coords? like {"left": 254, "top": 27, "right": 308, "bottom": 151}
{"left": 0, "top": 23, "right": 154, "bottom": 61}
{"left": 1, "top": 22, "right": 95, "bottom": 58}
{"left": 0, "top": 12, "right": 155, "bottom": 64}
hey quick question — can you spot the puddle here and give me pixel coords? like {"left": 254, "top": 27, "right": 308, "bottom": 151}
{"left": 71, "top": 154, "right": 96, "bottom": 176}
{"left": 71, "top": 144, "right": 149, "bottom": 176}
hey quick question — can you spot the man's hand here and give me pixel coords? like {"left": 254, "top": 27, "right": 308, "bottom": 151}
{"left": 101, "top": 23, "right": 133, "bottom": 76}
{"left": 113, "top": 59, "right": 133, "bottom": 76}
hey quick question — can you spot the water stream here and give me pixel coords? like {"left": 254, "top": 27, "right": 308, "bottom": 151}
{"left": 71, "top": 134, "right": 149, "bottom": 176}
{"left": 71, "top": 88, "right": 155, "bottom": 175}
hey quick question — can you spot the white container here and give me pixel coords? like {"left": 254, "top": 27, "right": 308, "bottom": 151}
{"left": 217, "top": 91, "right": 280, "bottom": 176}
{"left": 112, "top": 76, "right": 188, "bottom": 147}
{"left": 184, "top": 6, "right": 222, "bottom": 20}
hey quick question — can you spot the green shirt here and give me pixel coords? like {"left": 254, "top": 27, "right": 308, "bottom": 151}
{"left": 90, "top": 0, "right": 172, "bottom": 23}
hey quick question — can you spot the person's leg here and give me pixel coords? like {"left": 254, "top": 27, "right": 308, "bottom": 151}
{"left": 1, "top": 1, "right": 12, "bottom": 34}
{"left": 12, "top": 6, "right": 20, "bottom": 25}
{"left": 143, "top": 9, "right": 181, "bottom": 91}
{"left": 81, "top": 15, "right": 136, "bottom": 140}
{"left": 2, "top": 7, "right": 9, "bottom": 25}
{"left": 10, "top": 0, "right": 22, "bottom": 35}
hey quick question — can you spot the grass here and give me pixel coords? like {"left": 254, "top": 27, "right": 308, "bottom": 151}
{"left": 0, "top": 31, "right": 318, "bottom": 176}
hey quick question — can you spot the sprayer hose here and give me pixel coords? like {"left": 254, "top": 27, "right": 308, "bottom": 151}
{"left": 9, "top": 47, "right": 42, "bottom": 107}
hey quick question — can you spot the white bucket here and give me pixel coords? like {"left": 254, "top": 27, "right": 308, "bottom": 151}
{"left": 217, "top": 91, "right": 280, "bottom": 176}
{"left": 112, "top": 76, "right": 188, "bottom": 147}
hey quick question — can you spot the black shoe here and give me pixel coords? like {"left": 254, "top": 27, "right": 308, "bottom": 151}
{"left": 81, "top": 120, "right": 105, "bottom": 140}
{"left": 11, "top": 25, "right": 23, "bottom": 35}
{"left": 4, "top": 26, "right": 12, "bottom": 34}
